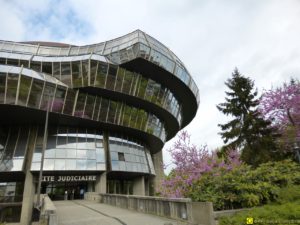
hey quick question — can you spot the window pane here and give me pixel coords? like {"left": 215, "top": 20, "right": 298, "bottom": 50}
{"left": 90, "top": 60, "right": 98, "bottom": 86}
{"left": 0, "top": 73, "right": 6, "bottom": 103}
{"left": 96, "top": 163, "right": 105, "bottom": 170}
{"left": 61, "top": 62, "right": 71, "bottom": 86}
{"left": 84, "top": 95, "right": 95, "bottom": 119}
{"left": 44, "top": 159, "right": 54, "bottom": 170}
{"left": 6, "top": 73, "right": 18, "bottom": 104}
{"left": 55, "top": 159, "right": 65, "bottom": 170}
{"left": 63, "top": 89, "right": 76, "bottom": 115}
{"left": 76, "top": 160, "right": 86, "bottom": 170}
{"left": 72, "top": 61, "right": 82, "bottom": 87}
{"left": 52, "top": 87, "right": 66, "bottom": 113}
{"left": 137, "top": 76, "right": 148, "bottom": 99}
{"left": 74, "top": 93, "right": 86, "bottom": 118}
{"left": 98, "top": 98, "right": 108, "bottom": 122}
{"left": 115, "top": 67, "right": 125, "bottom": 92}
{"left": 66, "top": 149, "right": 76, "bottom": 158}
{"left": 45, "top": 149, "right": 55, "bottom": 158}
{"left": 28, "top": 79, "right": 43, "bottom": 108}
{"left": 76, "top": 150, "right": 86, "bottom": 158}
{"left": 18, "top": 76, "right": 31, "bottom": 106}
{"left": 56, "top": 149, "right": 65, "bottom": 158}
{"left": 66, "top": 159, "right": 76, "bottom": 170}
{"left": 122, "top": 70, "right": 133, "bottom": 94}
{"left": 40, "top": 84, "right": 56, "bottom": 111}
{"left": 82, "top": 60, "right": 89, "bottom": 86}
{"left": 87, "top": 160, "right": 96, "bottom": 170}
{"left": 110, "top": 152, "right": 118, "bottom": 160}
{"left": 105, "top": 64, "right": 118, "bottom": 90}
{"left": 53, "top": 62, "right": 60, "bottom": 80}
{"left": 95, "top": 62, "right": 107, "bottom": 88}
{"left": 30, "top": 61, "right": 41, "bottom": 72}
{"left": 87, "top": 150, "right": 96, "bottom": 159}
{"left": 42, "top": 62, "right": 52, "bottom": 75}
{"left": 107, "top": 101, "right": 117, "bottom": 123}
{"left": 96, "top": 148, "right": 105, "bottom": 162}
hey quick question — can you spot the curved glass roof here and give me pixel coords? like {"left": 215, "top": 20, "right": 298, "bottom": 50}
{"left": 0, "top": 30, "right": 199, "bottom": 104}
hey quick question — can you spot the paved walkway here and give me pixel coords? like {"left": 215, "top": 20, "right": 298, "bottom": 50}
{"left": 54, "top": 200, "right": 181, "bottom": 225}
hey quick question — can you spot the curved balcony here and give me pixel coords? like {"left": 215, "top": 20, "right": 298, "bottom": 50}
{"left": 0, "top": 65, "right": 168, "bottom": 152}
{"left": 0, "top": 30, "right": 199, "bottom": 127}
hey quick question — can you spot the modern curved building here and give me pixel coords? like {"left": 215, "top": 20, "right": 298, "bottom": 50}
{"left": 0, "top": 30, "right": 199, "bottom": 222}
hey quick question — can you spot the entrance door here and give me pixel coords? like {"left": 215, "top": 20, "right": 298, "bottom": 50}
{"left": 42, "top": 181, "right": 88, "bottom": 200}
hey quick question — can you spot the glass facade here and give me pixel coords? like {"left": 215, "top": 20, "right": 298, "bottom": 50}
{"left": 109, "top": 137, "right": 154, "bottom": 174}
{"left": 0, "top": 127, "right": 30, "bottom": 172}
{"left": 31, "top": 127, "right": 105, "bottom": 171}
{"left": 0, "top": 57, "right": 183, "bottom": 125}
{"left": 0, "top": 70, "right": 167, "bottom": 142}
{"left": 0, "top": 31, "right": 199, "bottom": 104}
{"left": 0, "top": 182, "right": 23, "bottom": 222}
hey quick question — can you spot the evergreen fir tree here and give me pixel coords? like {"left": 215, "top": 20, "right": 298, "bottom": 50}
{"left": 217, "top": 68, "right": 277, "bottom": 166}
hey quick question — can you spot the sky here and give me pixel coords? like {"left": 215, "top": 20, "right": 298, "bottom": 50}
{"left": 1, "top": 0, "right": 300, "bottom": 173}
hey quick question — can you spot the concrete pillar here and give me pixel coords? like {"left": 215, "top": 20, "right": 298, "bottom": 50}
{"left": 151, "top": 151, "right": 164, "bottom": 194}
{"left": 20, "top": 126, "right": 37, "bottom": 225}
{"left": 133, "top": 176, "right": 145, "bottom": 196}
{"left": 95, "top": 172, "right": 107, "bottom": 193}
{"left": 87, "top": 182, "right": 94, "bottom": 192}
{"left": 144, "top": 177, "right": 149, "bottom": 196}
{"left": 20, "top": 170, "right": 35, "bottom": 225}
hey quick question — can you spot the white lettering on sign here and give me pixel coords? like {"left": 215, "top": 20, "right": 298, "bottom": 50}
{"left": 42, "top": 175, "right": 96, "bottom": 182}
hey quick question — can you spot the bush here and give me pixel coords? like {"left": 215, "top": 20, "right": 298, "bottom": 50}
{"left": 219, "top": 185, "right": 300, "bottom": 225}
{"left": 186, "top": 160, "right": 300, "bottom": 210}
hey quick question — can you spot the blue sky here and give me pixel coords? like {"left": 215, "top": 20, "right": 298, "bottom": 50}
{"left": 1, "top": 0, "right": 300, "bottom": 172}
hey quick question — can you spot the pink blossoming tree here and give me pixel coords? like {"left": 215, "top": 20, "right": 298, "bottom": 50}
{"left": 259, "top": 80, "right": 300, "bottom": 152}
{"left": 158, "top": 131, "right": 242, "bottom": 198}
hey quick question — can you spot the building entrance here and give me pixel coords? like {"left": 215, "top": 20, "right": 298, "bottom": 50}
{"left": 41, "top": 181, "right": 88, "bottom": 200}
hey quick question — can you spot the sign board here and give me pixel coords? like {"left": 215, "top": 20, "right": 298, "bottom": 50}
{"left": 42, "top": 175, "right": 97, "bottom": 182}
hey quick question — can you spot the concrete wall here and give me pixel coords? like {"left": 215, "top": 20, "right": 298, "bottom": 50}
{"left": 85, "top": 193, "right": 215, "bottom": 225}
{"left": 95, "top": 172, "right": 107, "bottom": 193}
{"left": 84, "top": 192, "right": 102, "bottom": 202}
{"left": 133, "top": 176, "right": 145, "bottom": 195}
{"left": 40, "top": 194, "right": 58, "bottom": 225}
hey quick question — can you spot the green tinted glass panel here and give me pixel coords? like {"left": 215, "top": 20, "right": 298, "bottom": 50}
{"left": 95, "top": 62, "right": 107, "bottom": 88}
{"left": 6, "top": 73, "right": 19, "bottom": 104}
{"left": 18, "top": 75, "right": 31, "bottom": 106}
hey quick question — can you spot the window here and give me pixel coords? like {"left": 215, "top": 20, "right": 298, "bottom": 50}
{"left": 6, "top": 73, "right": 18, "bottom": 104}
{"left": 18, "top": 76, "right": 31, "bottom": 106}
{"left": 71, "top": 61, "right": 82, "bottom": 87}
{"left": 105, "top": 64, "right": 118, "bottom": 90}
{"left": 61, "top": 62, "right": 71, "bottom": 86}
{"left": 118, "top": 152, "right": 125, "bottom": 161}
{"left": 42, "top": 62, "right": 52, "bottom": 75}
{"left": 95, "top": 62, "right": 107, "bottom": 88}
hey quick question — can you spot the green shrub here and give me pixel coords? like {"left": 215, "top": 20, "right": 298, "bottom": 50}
{"left": 219, "top": 185, "right": 300, "bottom": 225}
{"left": 186, "top": 160, "right": 300, "bottom": 210}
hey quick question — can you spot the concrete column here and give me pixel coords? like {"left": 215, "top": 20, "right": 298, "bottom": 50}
{"left": 144, "top": 177, "right": 149, "bottom": 196}
{"left": 87, "top": 182, "right": 94, "bottom": 192}
{"left": 20, "top": 171, "right": 36, "bottom": 225}
{"left": 151, "top": 151, "right": 164, "bottom": 194}
{"left": 95, "top": 172, "right": 107, "bottom": 193}
{"left": 20, "top": 126, "right": 37, "bottom": 225}
{"left": 113, "top": 181, "right": 117, "bottom": 194}
{"left": 133, "top": 176, "right": 145, "bottom": 196}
